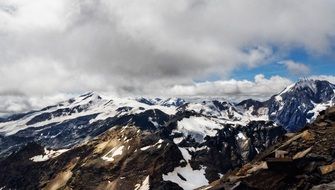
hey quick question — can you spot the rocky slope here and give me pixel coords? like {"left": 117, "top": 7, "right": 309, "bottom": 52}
{"left": 203, "top": 106, "right": 335, "bottom": 190}
{"left": 0, "top": 126, "right": 183, "bottom": 189}
{"left": 0, "top": 117, "right": 284, "bottom": 189}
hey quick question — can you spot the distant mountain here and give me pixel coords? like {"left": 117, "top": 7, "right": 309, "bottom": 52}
{"left": 0, "top": 79, "right": 334, "bottom": 189}
{"left": 242, "top": 79, "right": 335, "bottom": 132}
{"left": 268, "top": 79, "right": 335, "bottom": 131}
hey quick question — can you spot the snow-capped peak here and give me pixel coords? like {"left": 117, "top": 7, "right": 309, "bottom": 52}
{"left": 293, "top": 79, "right": 318, "bottom": 94}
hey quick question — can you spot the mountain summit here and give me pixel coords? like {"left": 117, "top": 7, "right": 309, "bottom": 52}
{"left": 267, "top": 79, "right": 335, "bottom": 131}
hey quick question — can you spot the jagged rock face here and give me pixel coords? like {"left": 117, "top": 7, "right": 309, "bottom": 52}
{"left": 240, "top": 121, "right": 286, "bottom": 161}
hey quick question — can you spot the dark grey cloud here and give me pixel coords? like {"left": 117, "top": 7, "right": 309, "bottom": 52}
{"left": 0, "top": 0, "right": 335, "bottom": 112}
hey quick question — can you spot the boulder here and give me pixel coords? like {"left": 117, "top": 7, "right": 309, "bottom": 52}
{"left": 275, "top": 150, "right": 288, "bottom": 158}
{"left": 293, "top": 147, "right": 312, "bottom": 160}
{"left": 311, "top": 181, "right": 335, "bottom": 190}
{"left": 301, "top": 130, "right": 315, "bottom": 141}
{"left": 319, "top": 162, "right": 335, "bottom": 175}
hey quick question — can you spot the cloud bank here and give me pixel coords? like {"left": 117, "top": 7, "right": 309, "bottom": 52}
{"left": 0, "top": 0, "right": 335, "bottom": 113}
{"left": 167, "top": 74, "right": 293, "bottom": 100}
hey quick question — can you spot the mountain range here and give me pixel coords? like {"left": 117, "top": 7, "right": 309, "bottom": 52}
{"left": 0, "top": 79, "right": 334, "bottom": 190}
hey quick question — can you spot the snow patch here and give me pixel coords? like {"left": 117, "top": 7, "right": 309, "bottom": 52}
{"left": 188, "top": 146, "right": 208, "bottom": 152}
{"left": 101, "top": 145, "right": 124, "bottom": 162}
{"left": 279, "top": 83, "right": 295, "bottom": 95}
{"left": 307, "top": 100, "right": 334, "bottom": 122}
{"left": 177, "top": 117, "right": 222, "bottom": 143}
{"left": 134, "top": 175, "right": 150, "bottom": 190}
{"left": 173, "top": 137, "right": 184, "bottom": 144}
{"left": 275, "top": 95, "right": 282, "bottom": 102}
{"left": 163, "top": 147, "right": 208, "bottom": 190}
{"left": 148, "top": 117, "right": 159, "bottom": 127}
{"left": 140, "top": 139, "right": 164, "bottom": 151}
{"left": 237, "top": 132, "right": 247, "bottom": 140}
{"left": 30, "top": 148, "right": 69, "bottom": 162}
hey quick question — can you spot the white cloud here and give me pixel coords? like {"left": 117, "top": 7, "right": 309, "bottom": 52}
{"left": 309, "top": 75, "right": 335, "bottom": 84}
{"left": 0, "top": 94, "right": 71, "bottom": 116}
{"left": 279, "top": 60, "right": 310, "bottom": 76}
{"left": 166, "top": 74, "right": 293, "bottom": 101}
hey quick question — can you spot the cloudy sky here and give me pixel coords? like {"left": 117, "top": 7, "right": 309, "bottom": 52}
{"left": 0, "top": 0, "right": 335, "bottom": 114}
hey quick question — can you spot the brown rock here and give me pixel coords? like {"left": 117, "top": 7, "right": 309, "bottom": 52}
{"left": 293, "top": 147, "right": 312, "bottom": 160}
{"left": 301, "top": 130, "right": 315, "bottom": 141}
{"left": 236, "top": 164, "right": 253, "bottom": 176}
{"left": 247, "top": 162, "right": 268, "bottom": 174}
{"left": 275, "top": 150, "right": 288, "bottom": 158}
{"left": 315, "top": 122, "right": 328, "bottom": 127}
{"left": 319, "top": 162, "right": 335, "bottom": 175}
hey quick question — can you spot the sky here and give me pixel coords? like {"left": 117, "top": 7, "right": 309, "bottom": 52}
{"left": 0, "top": 0, "right": 335, "bottom": 115}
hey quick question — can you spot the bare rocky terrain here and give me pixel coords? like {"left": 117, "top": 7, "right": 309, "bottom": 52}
{"left": 203, "top": 106, "right": 335, "bottom": 190}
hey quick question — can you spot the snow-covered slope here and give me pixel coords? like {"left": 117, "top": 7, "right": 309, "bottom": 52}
{"left": 0, "top": 92, "right": 177, "bottom": 136}
{"left": 0, "top": 92, "right": 179, "bottom": 156}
